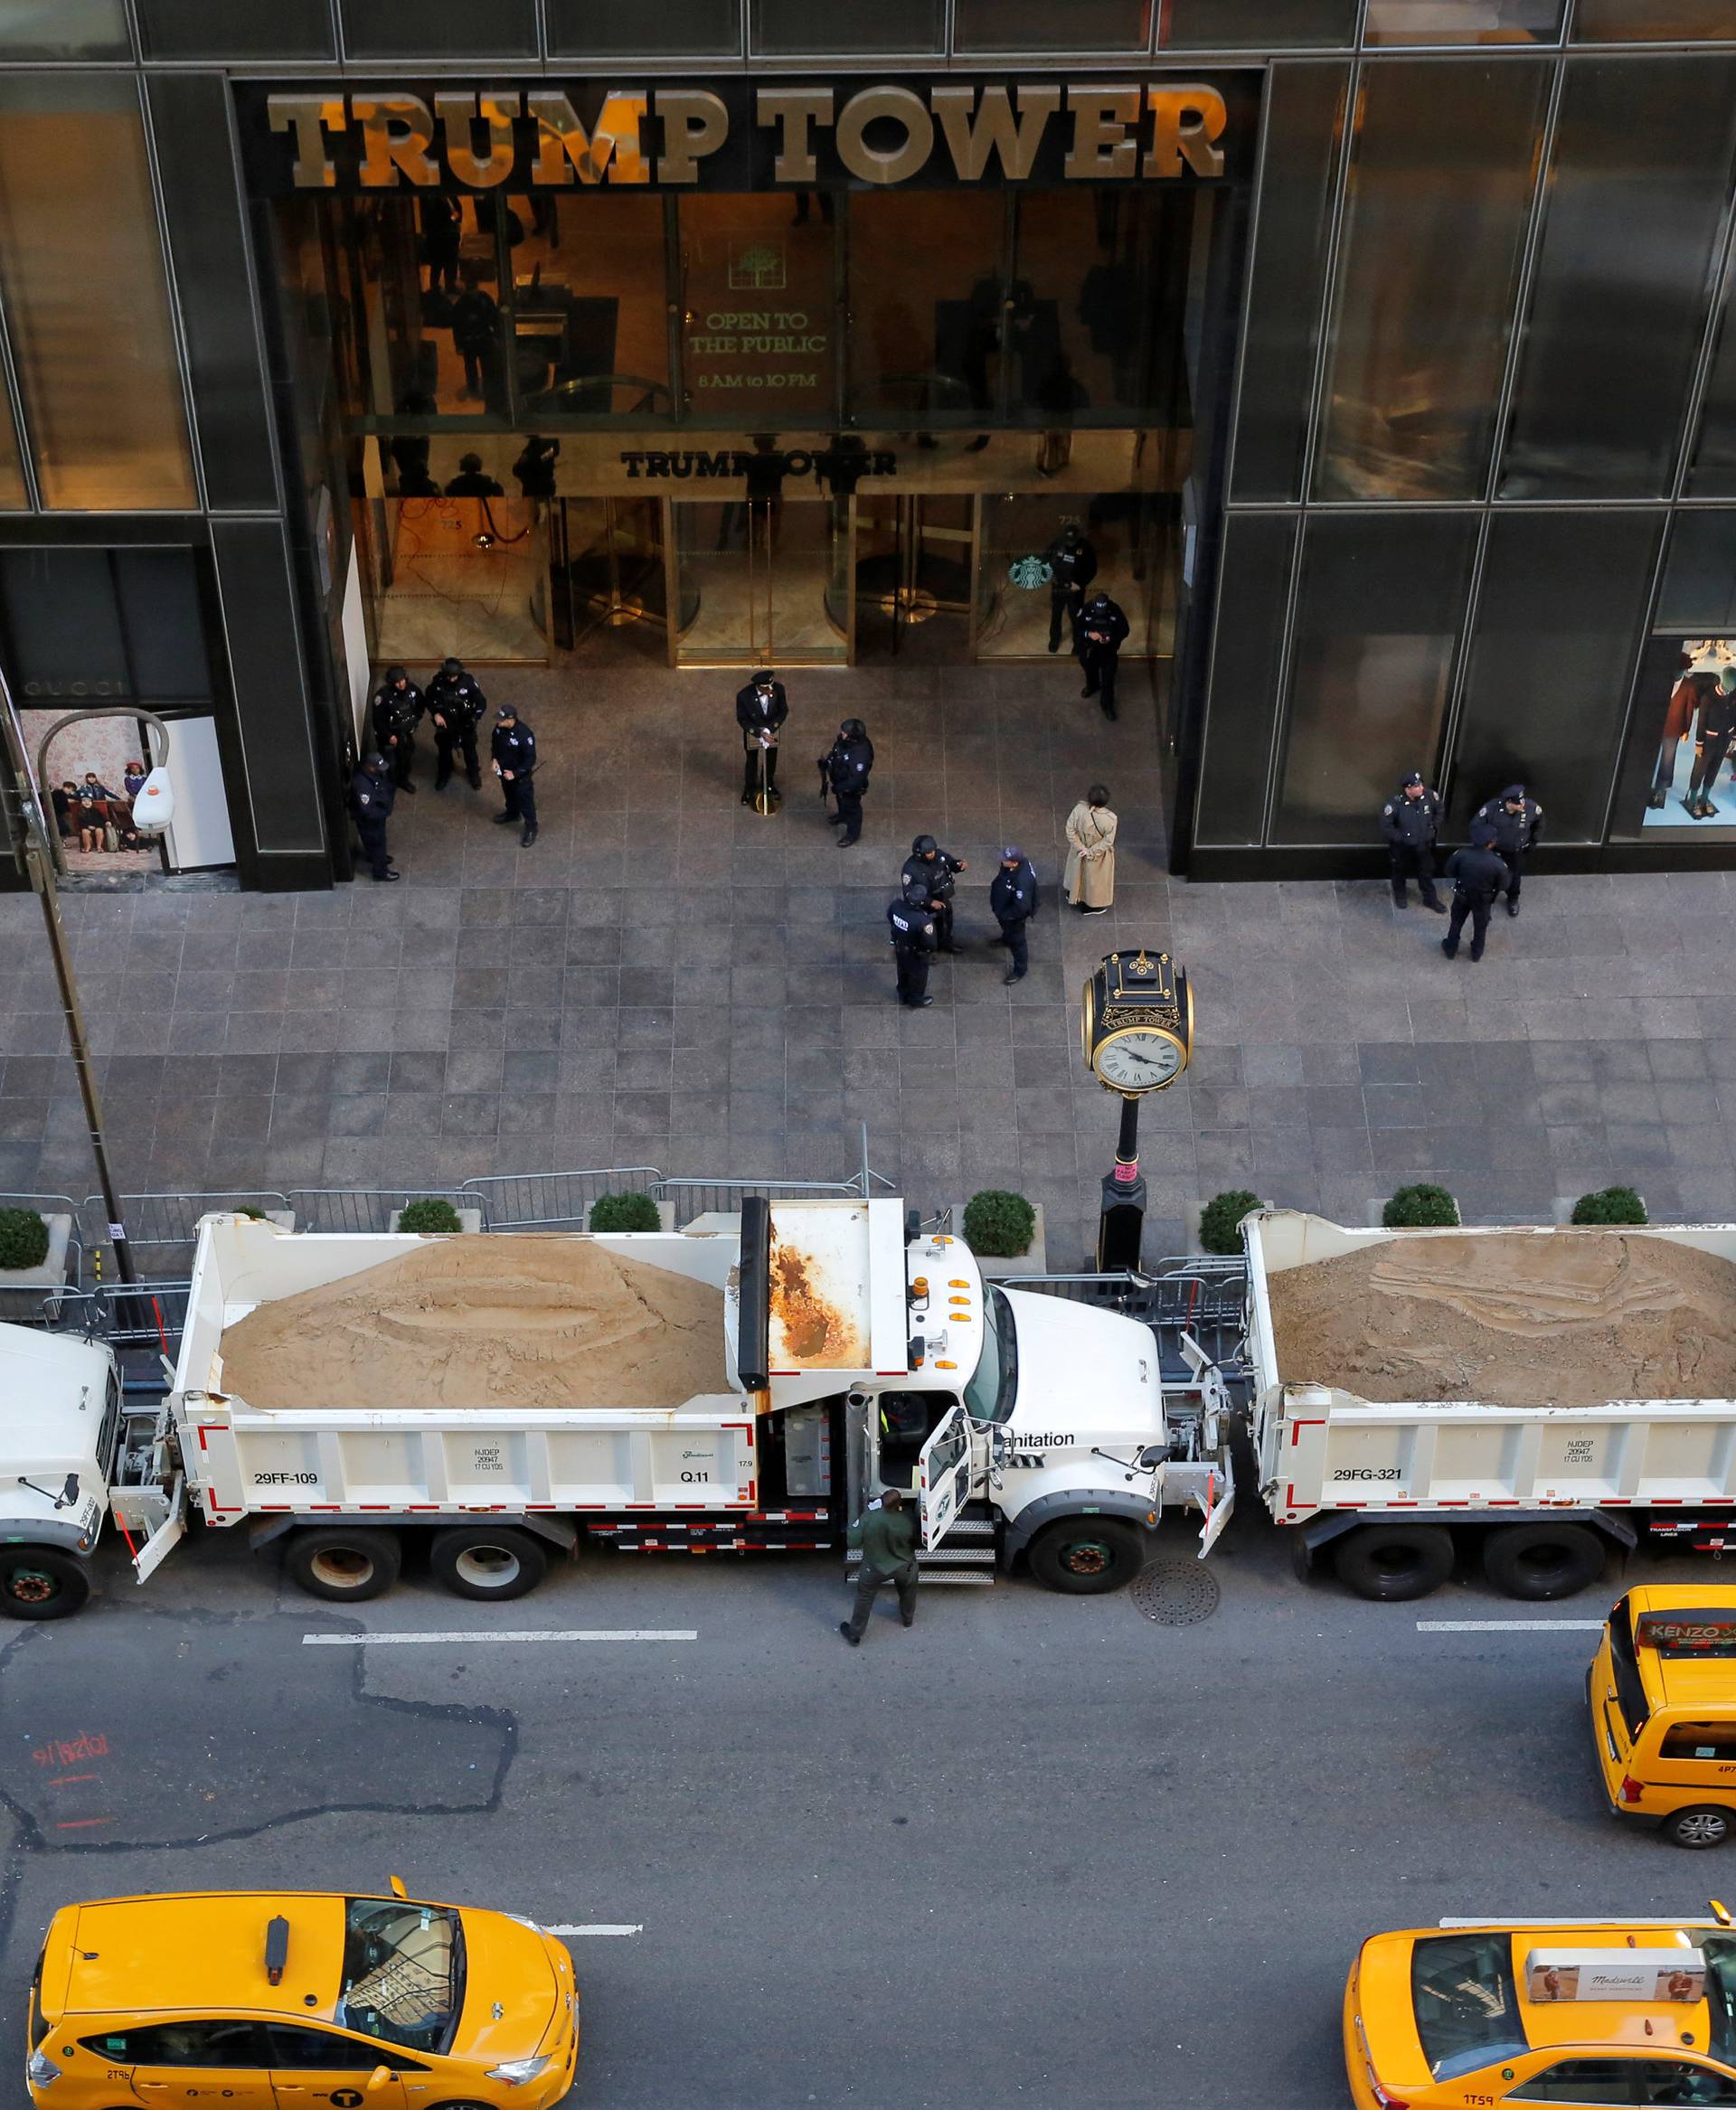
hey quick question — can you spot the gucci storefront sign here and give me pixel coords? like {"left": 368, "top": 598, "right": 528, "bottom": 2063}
{"left": 251, "top": 79, "right": 1239, "bottom": 194}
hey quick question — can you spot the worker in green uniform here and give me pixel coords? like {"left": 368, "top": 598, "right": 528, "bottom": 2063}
{"left": 841, "top": 1489, "right": 918, "bottom": 1645}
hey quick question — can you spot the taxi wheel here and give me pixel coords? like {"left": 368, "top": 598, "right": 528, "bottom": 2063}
{"left": 1665, "top": 1806, "right": 1735, "bottom": 1850}
{"left": 1481, "top": 1521, "right": 1604, "bottom": 1601}
{"left": 429, "top": 1525, "right": 548, "bottom": 1601}
{"left": 1333, "top": 1523, "right": 1455, "bottom": 1602}
{"left": 284, "top": 1526, "right": 402, "bottom": 1602}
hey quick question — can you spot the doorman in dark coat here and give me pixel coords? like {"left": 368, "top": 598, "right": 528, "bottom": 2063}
{"left": 1077, "top": 590, "right": 1131, "bottom": 721}
{"left": 1471, "top": 784, "right": 1543, "bottom": 917}
{"left": 349, "top": 753, "right": 398, "bottom": 882}
{"left": 1042, "top": 524, "right": 1097, "bottom": 654}
{"left": 1379, "top": 773, "right": 1446, "bottom": 912}
{"left": 737, "top": 670, "right": 788, "bottom": 804}
{"left": 821, "top": 717, "right": 873, "bottom": 846}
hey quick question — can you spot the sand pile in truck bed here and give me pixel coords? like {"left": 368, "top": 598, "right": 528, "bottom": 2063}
{"left": 216, "top": 1236, "right": 725, "bottom": 1409}
{"left": 1265, "top": 1231, "right": 1736, "bottom": 1407}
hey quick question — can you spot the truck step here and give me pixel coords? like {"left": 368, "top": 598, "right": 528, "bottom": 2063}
{"left": 846, "top": 1547, "right": 997, "bottom": 1568}
{"left": 900, "top": 1570, "right": 995, "bottom": 1587}
{"left": 941, "top": 1518, "right": 997, "bottom": 1538}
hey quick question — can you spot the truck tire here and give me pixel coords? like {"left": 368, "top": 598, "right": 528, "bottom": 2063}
{"left": 1665, "top": 1805, "right": 1735, "bottom": 1850}
{"left": 1481, "top": 1521, "right": 1605, "bottom": 1601}
{"left": 284, "top": 1526, "right": 401, "bottom": 1603}
{"left": 1028, "top": 1518, "right": 1146, "bottom": 1595}
{"left": 0, "top": 1548, "right": 90, "bottom": 1621}
{"left": 429, "top": 1525, "right": 547, "bottom": 1602}
{"left": 1333, "top": 1523, "right": 1455, "bottom": 1602}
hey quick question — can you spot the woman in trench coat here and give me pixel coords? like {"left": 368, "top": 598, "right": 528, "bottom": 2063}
{"left": 1063, "top": 784, "right": 1117, "bottom": 915}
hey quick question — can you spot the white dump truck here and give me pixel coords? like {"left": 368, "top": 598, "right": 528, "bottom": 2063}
{"left": 0, "top": 1197, "right": 1222, "bottom": 1618}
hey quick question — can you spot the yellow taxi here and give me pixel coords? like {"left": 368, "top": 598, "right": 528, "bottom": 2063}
{"left": 1344, "top": 1914, "right": 1736, "bottom": 2107}
{"left": 1591, "top": 1587, "right": 1736, "bottom": 1850}
{"left": 25, "top": 1886, "right": 578, "bottom": 2108}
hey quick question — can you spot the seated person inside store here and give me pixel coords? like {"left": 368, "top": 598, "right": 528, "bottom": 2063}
{"left": 74, "top": 771, "right": 137, "bottom": 852}
{"left": 52, "top": 779, "right": 79, "bottom": 841}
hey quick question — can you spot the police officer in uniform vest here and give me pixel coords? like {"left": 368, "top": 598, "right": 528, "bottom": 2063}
{"left": 426, "top": 656, "right": 486, "bottom": 791}
{"left": 349, "top": 752, "right": 398, "bottom": 882}
{"left": 369, "top": 665, "right": 424, "bottom": 792}
{"left": 1440, "top": 825, "right": 1513, "bottom": 965}
{"left": 821, "top": 717, "right": 873, "bottom": 846}
{"left": 888, "top": 875, "right": 939, "bottom": 1008}
{"left": 1380, "top": 772, "right": 1447, "bottom": 912}
{"left": 901, "top": 834, "right": 966, "bottom": 953}
{"left": 1472, "top": 783, "right": 1543, "bottom": 917}
{"left": 490, "top": 703, "right": 538, "bottom": 847}
{"left": 1042, "top": 524, "right": 1097, "bottom": 654}
{"left": 1077, "top": 590, "right": 1130, "bottom": 720}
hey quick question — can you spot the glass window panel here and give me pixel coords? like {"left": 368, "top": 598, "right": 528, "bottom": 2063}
{"left": 1690, "top": 257, "right": 1736, "bottom": 495}
{"left": 846, "top": 192, "right": 1002, "bottom": 429}
{"left": 0, "top": 551, "right": 128, "bottom": 696}
{"left": 339, "top": 0, "right": 538, "bottom": 57}
{"left": 1574, "top": 2, "right": 1736, "bottom": 37}
{"left": 1194, "top": 513, "right": 1297, "bottom": 844}
{"left": 1447, "top": 510, "right": 1662, "bottom": 843}
{"left": 139, "top": 0, "right": 335, "bottom": 57}
{"left": 0, "top": 383, "right": 26, "bottom": 511}
{"left": 751, "top": 0, "right": 942, "bottom": 53}
{"left": 1363, "top": 0, "right": 1561, "bottom": 41}
{"left": 1165, "top": 0, "right": 1356, "bottom": 46}
{"left": 954, "top": 0, "right": 1151, "bottom": 52}
{"left": 0, "top": 1, "right": 129, "bottom": 58}
{"left": 1230, "top": 62, "right": 1349, "bottom": 500}
{"left": 1501, "top": 56, "right": 1736, "bottom": 498}
{"left": 0, "top": 76, "right": 195, "bottom": 512}
{"left": 547, "top": 0, "right": 741, "bottom": 55}
{"left": 1657, "top": 510, "right": 1736, "bottom": 634}
{"left": 1271, "top": 512, "right": 1477, "bottom": 844}
{"left": 1316, "top": 58, "right": 1546, "bottom": 500}
{"left": 115, "top": 551, "right": 211, "bottom": 701}
{"left": 510, "top": 191, "right": 673, "bottom": 422}
{"left": 680, "top": 193, "right": 835, "bottom": 427}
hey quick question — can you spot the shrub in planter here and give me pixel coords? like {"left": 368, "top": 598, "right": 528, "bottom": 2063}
{"left": 236, "top": 1205, "right": 268, "bottom": 1221}
{"left": 398, "top": 1198, "right": 463, "bottom": 1236}
{"left": 1571, "top": 1185, "right": 1648, "bottom": 1226}
{"left": 1199, "top": 1189, "right": 1260, "bottom": 1257}
{"left": 0, "top": 1207, "right": 49, "bottom": 1271}
{"left": 1382, "top": 1182, "right": 1460, "bottom": 1229}
{"left": 589, "top": 1191, "right": 662, "bottom": 1233}
{"left": 961, "top": 1190, "right": 1037, "bottom": 1260}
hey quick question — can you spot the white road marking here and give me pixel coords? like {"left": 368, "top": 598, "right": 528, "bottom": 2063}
{"left": 1417, "top": 1619, "right": 1605, "bottom": 1633}
{"left": 546, "top": 1924, "right": 644, "bottom": 1937}
{"left": 301, "top": 1629, "right": 698, "bottom": 1646}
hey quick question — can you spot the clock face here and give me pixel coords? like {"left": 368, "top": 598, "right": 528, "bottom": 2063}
{"left": 1095, "top": 1027, "right": 1185, "bottom": 1092}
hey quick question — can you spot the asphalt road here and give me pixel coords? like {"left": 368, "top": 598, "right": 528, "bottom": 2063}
{"left": 0, "top": 1510, "right": 1726, "bottom": 2109}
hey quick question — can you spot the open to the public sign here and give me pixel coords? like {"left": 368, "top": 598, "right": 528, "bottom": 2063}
{"left": 1525, "top": 1950, "right": 1706, "bottom": 2003}
{"left": 1636, "top": 1611, "right": 1736, "bottom": 1657}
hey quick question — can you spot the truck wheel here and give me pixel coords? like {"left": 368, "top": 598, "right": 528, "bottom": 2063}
{"left": 1028, "top": 1519, "right": 1146, "bottom": 1595}
{"left": 1333, "top": 1523, "right": 1455, "bottom": 1602}
{"left": 429, "top": 1525, "right": 547, "bottom": 1602}
{"left": 1482, "top": 1521, "right": 1604, "bottom": 1601}
{"left": 285, "top": 1527, "right": 401, "bottom": 1602}
{"left": 1665, "top": 1805, "right": 1734, "bottom": 1850}
{"left": 0, "top": 1548, "right": 90, "bottom": 1621}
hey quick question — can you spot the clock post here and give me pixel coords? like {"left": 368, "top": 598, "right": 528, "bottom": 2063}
{"left": 1080, "top": 949, "right": 1193, "bottom": 1270}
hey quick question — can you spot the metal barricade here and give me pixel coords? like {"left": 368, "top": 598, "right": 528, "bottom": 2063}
{"left": 108, "top": 1191, "right": 293, "bottom": 1279}
{"left": 285, "top": 1188, "right": 493, "bottom": 1234}
{"left": 653, "top": 1175, "right": 877, "bottom": 1229}
{"left": 460, "top": 1168, "right": 662, "bottom": 1233}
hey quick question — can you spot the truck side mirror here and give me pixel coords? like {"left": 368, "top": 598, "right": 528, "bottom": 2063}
{"left": 1137, "top": 1446, "right": 1166, "bottom": 1471}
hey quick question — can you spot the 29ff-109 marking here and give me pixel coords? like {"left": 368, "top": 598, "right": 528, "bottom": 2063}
{"left": 254, "top": 1472, "right": 319, "bottom": 1486}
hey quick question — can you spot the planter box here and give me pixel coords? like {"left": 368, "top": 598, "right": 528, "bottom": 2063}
{"left": 954, "top": 1202, "right": 1046, "bottom": 1277}
{"left": 0, "top": 1212, "right": 73, "bottom": 1290}
{"left": 392, "top": 1206, "right": 484, "bottom": 1235}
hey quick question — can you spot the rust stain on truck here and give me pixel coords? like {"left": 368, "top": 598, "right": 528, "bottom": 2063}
{"left": 769, "top": 1239, "right": 865, "bottom": 1368}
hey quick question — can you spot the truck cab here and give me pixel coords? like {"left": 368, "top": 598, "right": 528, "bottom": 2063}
{"left": 0, "top": 1324, "right": 119, "bottom": 1619}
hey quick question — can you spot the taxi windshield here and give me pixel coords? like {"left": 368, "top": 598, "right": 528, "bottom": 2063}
{"left": 1410, "top": 1933, "right": 1527, "bottom": 2081}
{"left": 335, "top": 1897, "right": 465, "bottom": 2056}
{"left": 1704, "top": 1934, "right": 1736, "bottom": 2068}
{"left": 961, "top": 1286, "right": 1016, "bottom": 1424}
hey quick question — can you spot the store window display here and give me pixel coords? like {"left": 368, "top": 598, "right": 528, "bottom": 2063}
{"left": 1643, "top": 644, "right": 1736, "bottom": 826}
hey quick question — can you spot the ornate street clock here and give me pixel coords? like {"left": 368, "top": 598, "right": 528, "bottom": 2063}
{"left": 1080, "top": 950, "right": 1193, "bottom": 1097}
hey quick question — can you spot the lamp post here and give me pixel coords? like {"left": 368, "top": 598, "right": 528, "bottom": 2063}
{"left": 0, "top": 674, "right": 176, "bottom": 1288}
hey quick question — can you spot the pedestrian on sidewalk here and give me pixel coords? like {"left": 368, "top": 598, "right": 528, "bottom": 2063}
{"left": 901, "top": 834, "right": 966, "bottom": 952}
{"left": 1380, "top": 771, "right": 1447, "bottom": 912}
{"left": 349, "top": 752, "right": 399, "bottom": 882}
{"left": 426, "top": 656, "right": 486, "bottom": 790}
{"left": 370, "top": 664, "right": 424, "bottom": 792}
{"left": 1439, "top": 825, "right": 1512, "bottom": 964}
{"left": 737, "top": 668, "right": 788, "bottom": 806}
{"left": 888, "top": 876, "right": 939, "bottom": 1009}
{"left": 821, "top": 716, "right": 873, "bottom": 846}
{"left": 990, "top": 845, "right": 1039, "bottom": 984}
{"left": 1472, "top": 783, "right": 1543, "bottom": 918}
{"left": 1064, "top": 785, "right": 1117, "bottom": 916}
{"left": 491, "top": 703, "right": 539, "bottom": 846}
{"left": 840, "top": 1488, "right": 918, "bottom": 1644}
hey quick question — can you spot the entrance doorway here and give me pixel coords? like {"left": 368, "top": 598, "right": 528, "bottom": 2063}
{"left": 539, "top": 497, "right": 669, "bottom": 663}
{"left": 853, "top": 495, "right": 977, "bottom": 662}
{"left": 670, "top": 497, "right": 850, "bottom": 666}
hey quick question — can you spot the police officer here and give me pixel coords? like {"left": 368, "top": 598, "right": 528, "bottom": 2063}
{"left": 1042, "top": 523, "right": 1097, "bottom": 654}
{"left": 349, "top": 752, "right": 398, "bottom": 882}
{"left": 1472, "top": 783, "right": 1543, "bottom": 918}
{"left": 1440, "top": 825, "right": 1512, "bottom": 965}
{"left": 426, "top": 656, "right": 486, "bottom": 792}
{"left": 888, "top": 875, "right": 939, "bottom": 1009}
{"left": 989, "top": 844, "right": 1039, "bottom": 985}
{"left": 490, "top": 703, "right": 538, "bottom": 847}
{"left": 821, "top": 716, "right": 873, "bottom": 847}
{"left": 1380, "top": 772, "right": 1447, "bottom": 913}
{"left": 901, "top": 834, "right": 967, "bottom": 954}
{"left": 1077, "top": 590, "right": 1130, "bottom": 720}
{"left": 369, "top": 664, "right": 424, "bottom": 793}
{"left": 736, "top": 668, "right": 788, "bottom": 805}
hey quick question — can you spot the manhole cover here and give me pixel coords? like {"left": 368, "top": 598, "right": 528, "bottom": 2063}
{"left": 1129, "top": 1560, "right": 1222, "bottom": 1625}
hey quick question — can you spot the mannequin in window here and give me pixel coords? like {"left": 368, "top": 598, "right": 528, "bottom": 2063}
{"left": 1685, "top": 664, "right": 1736, "bottom": 819}
{"left": 1653, "top": 652, "right": 1718, "bottom": 810}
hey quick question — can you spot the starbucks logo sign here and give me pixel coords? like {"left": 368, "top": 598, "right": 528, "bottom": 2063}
{"left": 1008, "top": 555, "right": 1052, "bottom": 589}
